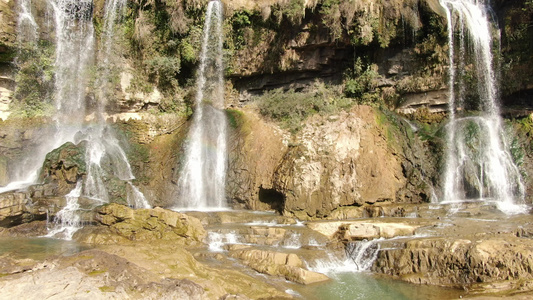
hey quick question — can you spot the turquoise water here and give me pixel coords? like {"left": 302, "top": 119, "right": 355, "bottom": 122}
{"left": 0, "top": 237, "right": 89, "bottom": 260}
{"left": 300, "top": 272, "right": 463, "bottom": 300}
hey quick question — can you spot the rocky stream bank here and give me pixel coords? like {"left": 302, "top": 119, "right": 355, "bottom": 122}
{"left": 0, "top": 200, "right": 532, "bottom": 299}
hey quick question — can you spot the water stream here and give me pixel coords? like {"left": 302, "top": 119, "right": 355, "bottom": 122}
{"left": 439, "top": 0, "right": 526, "bottom": 214}
{"left": 175, "top": 0, "right": 228, "bottom": 210}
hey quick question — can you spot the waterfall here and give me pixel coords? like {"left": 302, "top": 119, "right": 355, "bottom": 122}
{"left": 175, "top": 0, "right": 228, "bottom": 210}
{"left": 439, "top": 0, "right": 526, "bottom": 214}
{"left": 92, "top": 0, "right": 150, "bottom": 208}
{"left": 0, "top": 0, "right": 94, "bottom": 194}
{"left": 6, "top": 0, "right": 150, "bottom": 210}
{"left": 345, "top": 240, "right": 380, "bottom": 271}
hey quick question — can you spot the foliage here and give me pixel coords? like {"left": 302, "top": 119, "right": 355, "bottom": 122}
{"left": 225, "top": 109, "right": 245, "bottom": 129}
{"left": 343, "top": 57, "right": 381, "bottom": 105}
{"left": 146, "top": 55, "right": 181, "bottom": 89}
{"left": 280, "top": 0, "right": 306, "bottom": 26}
{"left": 319, "top": 0, "right": 342, "bottom": 40}
{"left": 256, "top": 82, "right": 352, "bottom": 133}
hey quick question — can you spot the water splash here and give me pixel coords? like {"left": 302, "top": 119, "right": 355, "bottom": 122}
{"left": 45, "top": 181, "right": 84, "bottom": 240}
{"left": 281, "top": 232, "right": 302, "bottom": 249}
{"left": 439, "top": 0, "right": 525, "bottom": 214}
{"left": 127, "top": 182, "right": 151, "bottom": 209}
{"left": 207, "top": 231, "right": 241, "bottom": 252}
{"left": 176, "top": 1, "right": 228, "bottom": 210}
{"left": 345, "top": 239, "right": 381, "bottom": 271}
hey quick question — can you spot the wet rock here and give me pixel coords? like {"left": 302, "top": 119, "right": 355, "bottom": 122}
{"left": 229, "top": 249, "right": 329, "bottom": 284}
{"left": 39, "top": 141, "right": 87, "bottom": 196}
{"left": 0, "top": 220, "right": 48, "bottom": 237}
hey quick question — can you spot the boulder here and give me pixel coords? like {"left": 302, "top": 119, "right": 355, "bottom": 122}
{"left": 90, "top": 204, "right": 207, "bottom": 244}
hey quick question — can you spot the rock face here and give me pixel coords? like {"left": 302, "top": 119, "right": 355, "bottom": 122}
{"left": 80, "top": 203, "right": 207, "bottom": 244}
{"left": 0, "top": 0, "right": 15, "bottom": 63}
{"left": 226, "top": 109, "right": 289, "bottom": 211}
{"left": 274, "top": 106, "right": 406, "bottom": 219}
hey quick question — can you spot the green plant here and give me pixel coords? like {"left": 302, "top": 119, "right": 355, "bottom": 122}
{"left": 343, "top": 57, "right": 381, "bottom": 104}
{"left": 145, "top": 55, "right": 181, "bottom": 89}
{"left": 12, "top": 40, "right": 55, "bottom": 117}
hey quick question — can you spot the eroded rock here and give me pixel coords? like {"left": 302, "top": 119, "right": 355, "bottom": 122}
{"left": 82, "top": 203, "right": 207, "bottom": 244}
{"left": 273, "top": 106, "right": 406, "bottom": 219}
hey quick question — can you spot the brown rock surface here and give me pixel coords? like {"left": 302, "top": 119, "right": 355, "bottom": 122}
{"left": 274, "top": 106, "right": 406, "bottom": 219}
{"left": 227, "top": 108, "right": 289, "bottom": 211}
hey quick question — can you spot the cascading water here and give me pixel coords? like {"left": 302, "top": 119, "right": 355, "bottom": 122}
{"left": 175, "top": 0, "right": 228, "bottom": 210}
{"left": 439, "top": 0, "right": 526, "bottom": 214}
{"left": 89, "top": 0, "right": 149, "bottom": 208}
{"left": 17, "top": 0, "right": 39, "bottom": 43}
{"left": 45, "top": 181, "right": 83, "bottom": 240}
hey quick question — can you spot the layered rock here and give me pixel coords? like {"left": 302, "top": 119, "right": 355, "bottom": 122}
{"left": 374, "top": 237, "right": 533, "bottom": 292}
{"left": 307, "top": 220, "right": 420, "bottom": 241}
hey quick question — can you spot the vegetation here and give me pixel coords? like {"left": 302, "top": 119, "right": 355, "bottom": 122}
{"left": 12, "top": 40, "right": 55, "bottom": 118}
{"left": 256, "top": 82, "right": 351, "bottom": 133}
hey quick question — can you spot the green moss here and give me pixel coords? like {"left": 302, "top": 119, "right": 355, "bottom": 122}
{"left": 98, "top": 286, "right": 115, "bottom": 292}
{"left": 12, "top": 40, "right": 56, "bottom": 118}
{"left": 226, "top": 109, "right": 245, "bottom": 129}
{"left": 88, "top": 269, "right": 108, "bottom": 276}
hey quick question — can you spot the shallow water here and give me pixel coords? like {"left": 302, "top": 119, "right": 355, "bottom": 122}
{"left": 0, "top": 237, "right": 90, "bottom": 260}
{"left": 298, "top": 272, "right": 463, "bottom": 300}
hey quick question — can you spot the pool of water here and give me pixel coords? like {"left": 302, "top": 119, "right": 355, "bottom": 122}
{"left": 0, "top": 237, "right": 90, "bottom": 261}
{"left": 297, "top": 272, "right": 464, "bottom": 300}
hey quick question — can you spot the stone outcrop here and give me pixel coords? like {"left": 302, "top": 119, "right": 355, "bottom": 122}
{"left": 39, "top": 141, "right": 87, "bottom": 196}
{"left": 80, "top": 204, "right": 207, "bottom": 244}
{"left": 229, "top": 248, "right": 329, "bottom": 285}
{"left": 0, "top": 249, "right": 209, "bottom": 300}
{"left": 273, "top": 106, "right": 406, "bottom": 219}
{"left": 374, "top": 237, "right": 533, "bottom": 292}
